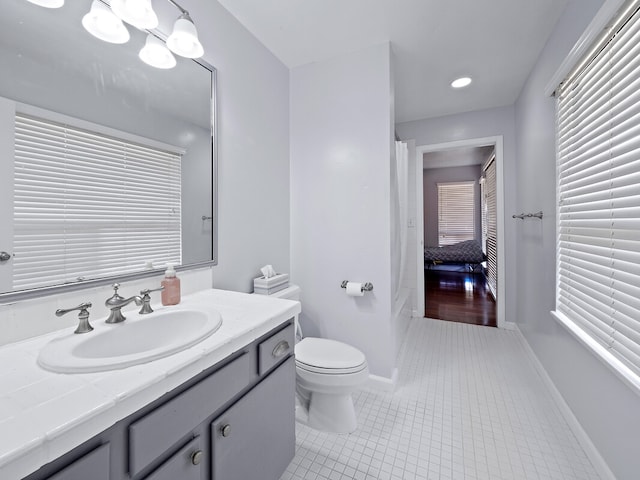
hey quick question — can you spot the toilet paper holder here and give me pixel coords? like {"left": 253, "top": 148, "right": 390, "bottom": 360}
{"left": 340, "top": 280, "right": 374, "bottom": 292}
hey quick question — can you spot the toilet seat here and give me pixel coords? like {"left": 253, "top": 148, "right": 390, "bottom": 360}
{"left": 295, "top": 337, "right": 367, "bottom": 374}
{"left": 296, "top": 360, "right": 367, "bottom": 375}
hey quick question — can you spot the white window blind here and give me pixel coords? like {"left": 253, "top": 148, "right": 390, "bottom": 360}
{"left": 437, "top": 181, "right": 475, "bottom": 246}
{"left": 482, "top": 157, "right": 498, "bottom": 299}
{"left": 13, "top": 113, "right": 182, "bottom": 290}
{"left": 555, "top": 0, "right": 640, "bottom": 384}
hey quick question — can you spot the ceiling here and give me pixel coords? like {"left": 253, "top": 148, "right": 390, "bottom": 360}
{"left": 217, "top": 0, "right": 570, "bottom": 123}
{"left": 424, "top": 145, "right": 494, "bottom": 170}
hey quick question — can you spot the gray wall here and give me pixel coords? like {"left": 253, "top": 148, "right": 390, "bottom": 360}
{"left": 290, "top": 43, "right": 396, "bottom": 379}
{"left": 514, "top": 0, "right": 640, "bottom": 478}
{"left": 422, "top": 165, "right": 482, "bottom": 247}
{"left": 185, "top": 0, "right": 291, "bottom": 292}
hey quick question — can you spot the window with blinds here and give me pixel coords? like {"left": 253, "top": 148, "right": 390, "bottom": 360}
{"left": 437, "top": 181, "right": 475, "bottom": 246}
{"left": 554, "top": 0, "right": 640, "bottom": 388}
{"left": 482, "top": 156, "right": 498, "bottom": 299}
{"left": 13, "top": 113, "right": 182, "bottom": 290}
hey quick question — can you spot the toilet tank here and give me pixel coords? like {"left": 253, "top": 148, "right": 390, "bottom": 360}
{"left": 269, "top": 285, "right": 300, "bottom": 301}
{"left": 268, "top": 285, "right": 302, "bottom": 339}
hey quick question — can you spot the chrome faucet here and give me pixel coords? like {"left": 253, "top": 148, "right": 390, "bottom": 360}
{"left": 139, "top": 286, "right": 164, "bottom": 314}
{"left": 56, "top": 302, "right": 94, "bottom": 334}
{"left": 105, "top": 283, "right": 142, "bottom": 324}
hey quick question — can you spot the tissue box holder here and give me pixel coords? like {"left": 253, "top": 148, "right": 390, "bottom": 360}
{"left": 253, "top": 273, "right": 289, "bottom": 295}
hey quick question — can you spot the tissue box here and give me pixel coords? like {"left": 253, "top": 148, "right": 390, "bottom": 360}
{"left": 253, "top": 284, "right": 289, "bottom": 295}
{"left": 253, "top": 273, "right": 289, "bottom": 295}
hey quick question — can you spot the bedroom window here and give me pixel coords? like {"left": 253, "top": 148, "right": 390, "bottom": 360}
{"left": 481, "top": 155, "right": 497, "bottom": 299}
{"left": 553, "top": 0, "right": 640, "bottom": 390}
{"left": 437, "top": 181, "right": 475, "bottom": 246}
{"left": 13, "top": 112, "right": 182, "bottom": 290}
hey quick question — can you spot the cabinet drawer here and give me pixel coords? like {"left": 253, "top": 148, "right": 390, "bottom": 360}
{"left": 129, "top": 352, "right": 251, "bottom": 477}
{"left": 48, "top": 443, "right": 109, "bottom": 480}
{"left": 143, "top": 436, "right": 203, "bottom": 480}
{"left": 257, "top": 323, "right": 294, "bottom": 375}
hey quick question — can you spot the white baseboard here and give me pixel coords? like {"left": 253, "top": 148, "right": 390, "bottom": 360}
{"left": 514, "top": 325, "right": 616, "bottom": 480}
{"left": 502, "top": 321, "right": 517, "bottom": 331}
{"left": 368, "top": 368, "right": 398, "bottom": 392}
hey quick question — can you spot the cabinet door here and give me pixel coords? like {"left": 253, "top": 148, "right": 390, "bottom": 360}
{"left": 211, "top": 357, "right": 295, "bottom": 480}
{"left": 143, "top": 436, "right": 203, "bottom": 480}
{"left": 47, "top": 443, "right": 109, "bottom": 480}
{"left": 129, "top": 352, "right": 251, "bottom": 477}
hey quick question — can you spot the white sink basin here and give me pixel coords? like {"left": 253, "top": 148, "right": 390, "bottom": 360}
{"left": 38, "top": 306, "right": 223, "bottom": 373}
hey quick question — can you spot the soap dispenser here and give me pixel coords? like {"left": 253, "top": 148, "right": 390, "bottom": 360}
{"left": 161, "top": 263, "right": 181, "bottom": 306}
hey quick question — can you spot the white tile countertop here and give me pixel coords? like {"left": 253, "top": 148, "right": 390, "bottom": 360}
{"left": 0, "top": 289, "right": 300, "bottom": 480}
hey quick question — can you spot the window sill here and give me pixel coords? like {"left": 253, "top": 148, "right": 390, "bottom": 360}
{"left": 551, "top": 310, "right": 640, "bottom": 396}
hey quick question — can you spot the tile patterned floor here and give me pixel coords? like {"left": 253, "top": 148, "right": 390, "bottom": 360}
{"left": 280, "top": 318, "right": 601, "bottom": 480}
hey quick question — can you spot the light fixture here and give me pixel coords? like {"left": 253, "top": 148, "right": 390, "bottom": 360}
{"left": 139, "top": 33, "right": 176, "bottom": 69}
{"left": 111, "top": 0, "right": 159, "bottom": 30}
{"left": 451, "top": 76, "right": 473, "bottom": 89}
{"left": 82, "top": 0, "right": 130, "bottom": 44}
{"left": 166, "top": 13, "right": 204, "bottom": 59}
{"left": 26, "top": 0, "right": 64, "bottom": 7}
{"left": 30, "top": 0, "right": 205, "bottom": 68}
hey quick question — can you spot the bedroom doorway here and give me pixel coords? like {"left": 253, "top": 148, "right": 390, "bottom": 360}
{"left": 414, "top": 136, "right": 505, "bottom": 328}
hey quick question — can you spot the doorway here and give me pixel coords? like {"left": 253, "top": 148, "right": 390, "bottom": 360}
{"left": 414, "top": 136, "right": 506, "bottom": 328}
{"left": 424, "top": 269, "right": 497, "bottom": 326}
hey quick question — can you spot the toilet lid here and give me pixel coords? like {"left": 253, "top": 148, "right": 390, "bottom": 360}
{"left": 295, "top": 337, "right": 367, "bottom": 373}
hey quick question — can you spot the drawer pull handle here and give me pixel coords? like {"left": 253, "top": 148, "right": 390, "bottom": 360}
{"left": 221, "top": 424, "right": 231, "bottom": 437}
{"left": 191, "top": 450, "right": 203, "bottom": 465}
{"left": 272, "top": 340, "right": 290, "bottom": 358}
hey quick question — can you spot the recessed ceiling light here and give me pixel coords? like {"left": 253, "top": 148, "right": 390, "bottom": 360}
{"left": 451, "top": 77, "right": 472, "bottom": 89}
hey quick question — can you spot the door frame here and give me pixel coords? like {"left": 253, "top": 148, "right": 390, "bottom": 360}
{"left": 414, "top": 136, "right": 506, "bottom": 329}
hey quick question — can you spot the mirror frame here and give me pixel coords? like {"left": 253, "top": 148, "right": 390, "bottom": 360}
{"left": 0, "top": 60, "right": 218, "bottom": 304}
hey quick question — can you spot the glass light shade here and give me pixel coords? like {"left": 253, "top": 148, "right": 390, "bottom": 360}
{"left": 166, "top": 15, "right": 204, "bottom": 59}
{"left": 451, "top": 77, "right": 472, "bottom": 89}
{"left": 111, "top": 0, "right": 159, "bottom": 30}
{"left": 26, "top": 0, "right": 64, "bottom": 8}
{"left": 82, "top": 0, "right": 130, "bottom": 44}
{"left": 139, "top": 34, "right": 176, "bottom": 69}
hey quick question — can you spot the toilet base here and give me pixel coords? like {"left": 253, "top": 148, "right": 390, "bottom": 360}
{"left": 306, "top": 392, "right": 358, "bottom": 433}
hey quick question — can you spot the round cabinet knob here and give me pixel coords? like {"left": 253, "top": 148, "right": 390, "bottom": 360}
{"left": 0, "top": 252, "right": 11, "bottom": 262}
{"left": 220, "top": 424, "right": 231, "bottom": 437}
{"left": 191, "top": 450, "right": 203, "bottom": 465}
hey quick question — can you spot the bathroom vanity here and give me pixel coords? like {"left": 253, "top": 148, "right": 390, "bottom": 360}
{"left": 0, "top": 289, "right": 300, "bottom": 480}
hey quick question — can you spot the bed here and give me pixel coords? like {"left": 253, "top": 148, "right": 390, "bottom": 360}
{"left": 424, "top": 240, "right": 485, "bottom": 271}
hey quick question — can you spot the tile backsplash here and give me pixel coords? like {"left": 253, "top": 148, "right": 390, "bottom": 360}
{"left": 0, "top": 267, "right": 214, "bottom": 346}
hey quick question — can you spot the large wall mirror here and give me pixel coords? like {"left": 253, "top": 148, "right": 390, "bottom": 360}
{"left": 0, "top": 0, "right": 217, "bottom": 301}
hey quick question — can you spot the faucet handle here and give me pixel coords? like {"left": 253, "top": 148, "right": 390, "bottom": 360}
{"left": 140, "top": 286, "right": 164, "bottom": 296}
{"left": 56, "top": 302, "right": 94, "bottom": 334}
{"left": 139, "top": 286, "right": 164, "bottom": 314}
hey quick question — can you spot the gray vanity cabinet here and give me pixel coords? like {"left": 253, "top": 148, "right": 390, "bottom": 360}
{"left": 128, "top": 352, "right": 252, "bottom": 477}
{"left": 23, "top": 321, "right": 294, "bottom": 480}
{"left": 211, "top": 357, "right": 295, "bottom": 480}
{"left": 142, "top": 436, "right": 203, "bottom": 480}
{"left": 45, "top": 443, "right": 110, "bottom": 480}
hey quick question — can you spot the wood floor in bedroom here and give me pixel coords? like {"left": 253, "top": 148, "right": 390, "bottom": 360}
{"left": 424, "top": 269, "right": 497, "bottom": 327}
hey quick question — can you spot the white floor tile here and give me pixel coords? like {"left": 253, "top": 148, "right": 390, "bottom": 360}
{"left": 281, "top": 318, "right": 601, "bottom": 480}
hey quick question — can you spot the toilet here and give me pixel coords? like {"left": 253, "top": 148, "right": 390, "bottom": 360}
{"left": 270, "top": 285, "right": 369, "bottom": 433}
